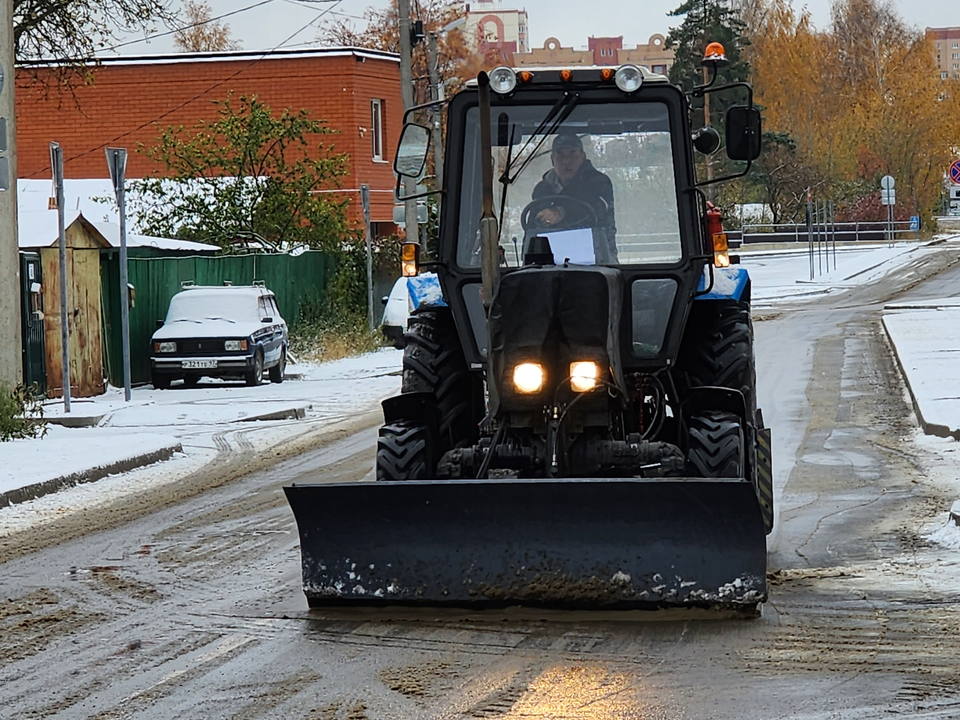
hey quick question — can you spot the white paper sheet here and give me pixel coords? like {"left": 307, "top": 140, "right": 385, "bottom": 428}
{"left": 543, "top": 228, "right": 595, "bottom": 265}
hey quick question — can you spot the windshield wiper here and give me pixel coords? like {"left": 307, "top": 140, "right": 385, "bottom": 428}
{"left": 169, "top": 318, "right": 201, "bottom": 323}
{"left": 204, "top": 316, "right": 236, "bottom": 323}
{"left": 502, "top": 92, "right": 581, "bottom": 184}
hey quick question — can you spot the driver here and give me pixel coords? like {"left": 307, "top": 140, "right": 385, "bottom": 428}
{"left": 532, "top": 134, "right": 618, "bottom": 263}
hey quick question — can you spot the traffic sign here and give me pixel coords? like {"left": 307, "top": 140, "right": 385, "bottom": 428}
{"left": 910, "top": 216, "right": 920, "bottom": 231}
{"left": 881, "top": 175, "right": 895, "bottom": 190}
{"left": 950, "top": 160, "right": 960, "bottom": 184}
{"left": 881, "top": 189, "right": 896, "bottom": 205}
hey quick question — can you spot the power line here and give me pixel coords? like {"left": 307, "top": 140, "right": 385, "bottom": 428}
{"left": 105, "top": 0, "right": 276, "bottom": 53}
{"left": 25, "top": 0, "right": 347, "bottom": 178}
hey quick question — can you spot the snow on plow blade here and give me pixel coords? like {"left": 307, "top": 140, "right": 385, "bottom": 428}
{"left": 283, "top": 478, "right": 767, "bottom": 611}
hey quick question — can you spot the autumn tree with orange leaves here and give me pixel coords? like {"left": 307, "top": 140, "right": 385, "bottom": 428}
{"left": 317, "top": 0, "right": 497, "bottom": 105}
{"left": 744, "top": 0, "right": 960, "bottom": 224}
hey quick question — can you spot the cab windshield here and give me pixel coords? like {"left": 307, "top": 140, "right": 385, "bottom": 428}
{"left": 456, "top": 101, "right": 683, "bottom": 268}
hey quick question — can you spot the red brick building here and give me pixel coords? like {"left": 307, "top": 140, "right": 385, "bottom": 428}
{"left": 16, "top": 47, "right": 403, "bottom": 230}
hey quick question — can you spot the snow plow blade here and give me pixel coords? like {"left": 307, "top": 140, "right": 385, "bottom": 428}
{"left": 284, "top": 478, "right": 767, "bottom": 611}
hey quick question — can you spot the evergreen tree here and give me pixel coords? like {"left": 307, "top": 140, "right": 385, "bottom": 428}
{"left": 667, "top": 0, "right": 752, "bottom": 129}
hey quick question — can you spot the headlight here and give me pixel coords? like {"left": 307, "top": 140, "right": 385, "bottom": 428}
{"left": 512, "top": 362, "right": 544, "bottom": 394}
{"left": 155, "top": 341, "right": 176, "bottom": 353}
{"left": 224, "top": 339, "right": 248, "bottom": 351}
{"left": 489, "top": 66, "right": 518, "bottom": 94}
{"left": 570, "top": 361, "right": 599, "bottom": 392}
{"left": 615, "top": 64, "right": 643, "bottom": 93}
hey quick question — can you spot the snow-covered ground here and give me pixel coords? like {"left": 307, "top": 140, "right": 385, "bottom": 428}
{"left": 0, "top": 349, "right": 403, "bottom": 531}
{"left": 2, "top": 237, "right": 957, "bottom": 535}
{"left": 743, "top": 240, "right": 944, "bottom": 308}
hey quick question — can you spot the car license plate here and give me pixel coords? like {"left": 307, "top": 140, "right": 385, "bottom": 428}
{"left": 182, "top": 359, "right": 217, "bottom": 369}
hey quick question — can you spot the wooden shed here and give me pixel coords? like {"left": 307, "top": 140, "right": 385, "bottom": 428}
{"left": 18, "top": 210, "right": 110, "bottom": 398}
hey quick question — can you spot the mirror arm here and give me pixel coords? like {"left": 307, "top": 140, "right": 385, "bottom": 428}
{"left": 693, "top": 80, "right": 755, "bottom": 107}
{"left": 394, "top": 177, "right": 443, "bottom": 202}
{"left": 694, "top": 160, "right": 753, "bottom": 188}
{"left": 401, "top": 98, "right": 447, "bottom": 125}
{"left": 690, "top": 64, "right": 719, "bottom": 98}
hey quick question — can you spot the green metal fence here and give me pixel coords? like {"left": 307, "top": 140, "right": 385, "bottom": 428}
{"left": 101, "top": 251, "right": 335, "bottom": 385}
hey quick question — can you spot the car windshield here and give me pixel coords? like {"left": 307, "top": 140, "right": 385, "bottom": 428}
{"left": 456, "top": 101, "right": 683, "bottom": 268}
{"left": 165, "top": 291, "right": 259, "bottom": 324}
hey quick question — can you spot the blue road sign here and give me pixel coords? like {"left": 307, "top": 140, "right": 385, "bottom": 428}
{"left": 910, "top": 216, "right": 920, "bottom": 231}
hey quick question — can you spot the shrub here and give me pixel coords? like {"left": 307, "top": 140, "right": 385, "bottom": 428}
{"left": 0, "top": 384, "right": 47, "bottom": 442}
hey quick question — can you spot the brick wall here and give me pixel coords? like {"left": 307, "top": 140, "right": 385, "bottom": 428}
{"left": 15, "top": 49, "right": 403, "bottom": 224}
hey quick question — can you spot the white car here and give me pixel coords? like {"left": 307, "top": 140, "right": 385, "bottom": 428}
{"left": 380, "top": 277, "right": 410, "bottom": 348}
{"left": 150, "top": 284, "right": 288, "bottom": 389}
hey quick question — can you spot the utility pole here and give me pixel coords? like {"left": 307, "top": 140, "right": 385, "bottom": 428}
{"left": 0, "top": 0, "right": 22, "bottom": 387}
{"left": 397, "top": 0, "right": 419, "bottom": 246}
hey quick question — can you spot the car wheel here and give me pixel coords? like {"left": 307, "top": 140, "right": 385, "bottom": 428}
{"left": 151, "top": 371, "right": 170, "bottom": 390}
{"left": 269, "top": 348, "right": 286, "bottom": 384}
{"left": 245, "top": 350, "right": 264, "bottom": 387}
{"left": 182, "top": 374, "right": 199, "bottom": 388}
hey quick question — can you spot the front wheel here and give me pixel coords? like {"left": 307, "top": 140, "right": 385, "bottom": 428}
{"left": 269, "top": 348, "right": 286, "bottom": 384}
{"left": 687, "top": 412, "right": 744, "bottom": 478}
{"left": 377, "top": 420, "right": 432, "bottom": 481}
{"left": 151, "top": 371, "right": 170, "bottom": 390}
{"left": 245, "top": 350, "right": 264, "bottom": 387}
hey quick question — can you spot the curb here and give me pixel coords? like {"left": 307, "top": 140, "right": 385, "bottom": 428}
{"left": 46, "top": 414, "right": 106, "bottom": 428}
{"left": 0, "top": 443, "right": 182, "bottom": 508}
{"left": 235, "top": 404, "right": 308, "bottom": 422}
{"left": 881, "top": 316, "right": 960, "bottom": 441}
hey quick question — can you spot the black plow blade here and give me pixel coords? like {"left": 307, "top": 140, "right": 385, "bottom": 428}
{"left": 283, "top": 478, "right": 767, "bottom": 611}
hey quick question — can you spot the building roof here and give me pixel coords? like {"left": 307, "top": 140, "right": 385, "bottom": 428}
{"left": 17, "top": 210, "right": 109, "bottom": 249}
{"left": 17, "top": 179, "right": 219, "bottom": 252}
{"left": 18, "top": 46, "right": 400, "bottom": 69}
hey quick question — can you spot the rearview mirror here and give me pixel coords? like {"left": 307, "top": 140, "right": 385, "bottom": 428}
{"left": 725, "top": 106, "right": 761, "bottom": 161}
{"left": 394, "top": 123, "right": 431, "bottom": 178}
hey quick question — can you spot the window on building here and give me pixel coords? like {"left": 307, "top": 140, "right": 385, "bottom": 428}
{"left": 952, "top": 53, "right": 958, "bottom": 59}
{"left": 943, "top": 71, "right": 950, "bottom": 79}
{"left": 653, "top": 64, "right": 667, "bottom": 74}
{"left": 953, "top": 42, "right": 958, "bottom": 48}
{"left": 371, "top": 99, "right": 383, "bottom": 161}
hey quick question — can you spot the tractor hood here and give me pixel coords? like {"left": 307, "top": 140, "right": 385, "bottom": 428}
{"left": 489, "top": 265, "right": 626, "bottom": 415}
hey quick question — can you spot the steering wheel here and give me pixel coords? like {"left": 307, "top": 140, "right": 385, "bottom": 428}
{"left": 521, "top": 195, "right": 599, "bottom": 232}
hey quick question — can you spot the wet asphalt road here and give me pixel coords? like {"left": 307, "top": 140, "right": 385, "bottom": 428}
{"left": 3, "top": 245, "right": 960, "bottom": 719}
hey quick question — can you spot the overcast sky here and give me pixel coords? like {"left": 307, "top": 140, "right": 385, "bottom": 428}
{"left": 114, "top": 0, "right": 960, "bottom": 56}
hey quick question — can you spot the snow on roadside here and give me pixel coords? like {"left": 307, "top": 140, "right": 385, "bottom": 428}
{"left": 0, "top": 349, "right": 403, "bottom": 534}
{"left": 744, "top": 240, "right": 946, "bottom": 307}
{"left": 0, "top": 426, "right": 180, "bottom": 496}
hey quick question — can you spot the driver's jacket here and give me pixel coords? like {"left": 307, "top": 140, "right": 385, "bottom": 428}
{"left": 532, "top": 160, "right": 618, "bottom": 263}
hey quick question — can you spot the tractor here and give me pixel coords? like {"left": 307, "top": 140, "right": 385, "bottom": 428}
{"left": 286, "top": 48, "right": 773, "bottom": 612}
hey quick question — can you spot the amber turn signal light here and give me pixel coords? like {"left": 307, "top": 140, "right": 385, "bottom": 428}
{"left": 401, "top": 242, "right": 420, "bottom": 277}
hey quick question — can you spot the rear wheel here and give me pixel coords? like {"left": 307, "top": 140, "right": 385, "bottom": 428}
{"left": 687, "top": 412, "right": 744, "bottom": 478}
{"left": 377, "top": 421, "right": 432, "bottom": 481}
{"left": 402, "top": 309, "right": 482, "bottom": 450}
{"left": 245, "top": 350, "right": 264, "bottom": 387}
{"left": 269, "top": 348, "right": 286, "bottom": 384}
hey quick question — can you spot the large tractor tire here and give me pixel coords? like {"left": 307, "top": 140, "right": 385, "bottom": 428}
{"left": 377, "top": 421, "right": 432, "bottom": 481}
{"left": 676, "top": 298, "right": 757, "bottom": 421}
{"left": 402, "top": 309, "right": 483, "bottom": 451}
{"left": 686, "top": 412, "right": 744, "bottom": 478}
